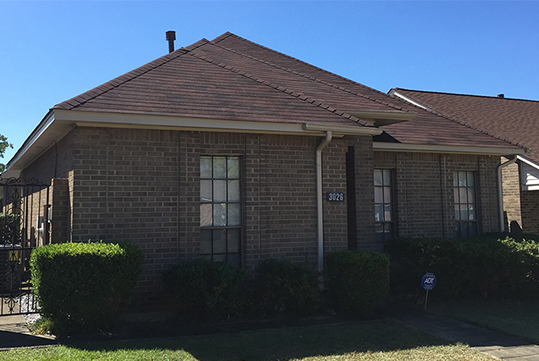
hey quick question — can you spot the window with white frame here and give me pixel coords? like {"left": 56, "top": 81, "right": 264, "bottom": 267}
{"left": 374, "top": 169, "right": 394, "bottom": 242}
{"left": 200, "top": 156, "right": 241, "bottom": 266}
{"left": 453, "top": 171, "right": 478, "bottom": 238}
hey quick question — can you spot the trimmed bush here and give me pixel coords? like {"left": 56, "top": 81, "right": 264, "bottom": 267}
{"left": 163, "top": 259, "right": 245, "bottom": 321}
{"left": 252, "top": 259, "right": 320, "bottom": 316}
{"left": 30, "top": 241, "right": 144, "bottom": 335}
{"left": 386, "top": 234, "right": 539, "bottom": 300}
{"left": 325, "top": 250, "right": 390, "bottom": 314}
{"left": 0, "top": 213, "right": 20, "bottom": 245}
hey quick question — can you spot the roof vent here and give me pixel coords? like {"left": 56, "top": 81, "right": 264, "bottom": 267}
{"left": 166, "top": 31, "right": 176, "bottom": 53}
{"left": 497, "top": 94, "right": 504, "bottom": 98}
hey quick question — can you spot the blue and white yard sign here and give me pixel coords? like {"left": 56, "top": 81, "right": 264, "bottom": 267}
{"left": 421, "top": 273, "right": 436, "bottom": 291}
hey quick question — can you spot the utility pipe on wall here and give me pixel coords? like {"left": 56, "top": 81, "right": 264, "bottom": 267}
{"left": 316, "top": 131, "right": 332, "bottom": 274}
{"left": 497, "top": 156, "right": 517, "bottom": 232}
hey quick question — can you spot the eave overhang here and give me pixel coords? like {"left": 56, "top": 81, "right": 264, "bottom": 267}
{"left": 341, "top": 109, "right": 416, "bottom": 126}
{"left": 373, "top": 141, "right": 526, "bottom": 156}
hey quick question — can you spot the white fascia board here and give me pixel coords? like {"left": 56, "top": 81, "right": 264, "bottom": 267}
{"left": 56, "top": 109, "right": 381, "bottom": 137}
{"left": 373, "top": 141, "right": 526, "bottom": 156}
{"left": 517, "top": 155, "right": 539, "bottom": 171}
{"left": 388, "top": 90, "right": 439, "bottom": 114}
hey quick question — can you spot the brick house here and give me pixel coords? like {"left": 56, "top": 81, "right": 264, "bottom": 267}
{"left": 3, "top": 33, "right": 524, "bottom": 308}
{"left": 389, "top": 89, "right": 538, "bottom": 234}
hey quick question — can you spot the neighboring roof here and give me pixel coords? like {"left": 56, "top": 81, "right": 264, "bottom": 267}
{"left": 390, "top": 88, "right": 537, "bottom": 163}
{"left": 6, "top": 32, "right": 524, "bottom": 173}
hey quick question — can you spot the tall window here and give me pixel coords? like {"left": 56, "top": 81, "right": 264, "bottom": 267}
{"left": 454, "top": 171, "right": 477, "bottom": 238}
{"left": 374, "top": 169, "right": 394, "bottom": 242}
{"left": 200, "top": 156, "right": 241, "bottom": 266}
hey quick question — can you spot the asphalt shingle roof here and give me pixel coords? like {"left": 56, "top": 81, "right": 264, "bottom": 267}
{"left": 53, "top": 32, "right": 521, "bottom": 151}
{"left": 392, "top": 89, "right": 537, "bottom": 161}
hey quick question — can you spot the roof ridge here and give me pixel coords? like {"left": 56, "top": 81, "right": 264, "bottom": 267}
{"left": 394, "top": 88, "right": 539, "bottom": 103}
{"left": 390, "top": 89, "right": 528, "bottom": 150}
{"left": 209, "top": 36, "right": 410, "bottom": 114}
{"left": 52, "top": 45, "right": 202, "bottom": 111}
{"left": 187, "top": 49, "right": 375, "bottom": 128}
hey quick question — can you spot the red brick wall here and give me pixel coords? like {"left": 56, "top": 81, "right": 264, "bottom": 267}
{"left": 373, "top": 151, "right": 500, "bottom": 238}
{"left": 501, "top": 161, "right": 522, "bottom": 231}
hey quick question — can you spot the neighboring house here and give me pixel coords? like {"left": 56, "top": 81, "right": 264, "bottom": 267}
{"left": 389, "top": 88, "right": 538, "bottom": 234}
{"left": 3, "top": 32, "right": 524, "bottom": 309}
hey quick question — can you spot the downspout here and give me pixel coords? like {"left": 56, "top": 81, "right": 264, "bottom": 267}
{"left": 497, "top": 156, "right": 517, "bottom": 232}
{"left": 316, "top": 131, "right": 332, "bottom": 274}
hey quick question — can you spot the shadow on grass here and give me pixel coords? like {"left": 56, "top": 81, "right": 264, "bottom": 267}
{"left": 0, "top": 330, "right": 57, "bottom": 349}
{"left": 67, "top": 320, "right": 453, "bottom": 361}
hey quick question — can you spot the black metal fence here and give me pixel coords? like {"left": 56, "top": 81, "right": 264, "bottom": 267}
{"left": 0, "top": 177, "right": 50, "bottom": 316}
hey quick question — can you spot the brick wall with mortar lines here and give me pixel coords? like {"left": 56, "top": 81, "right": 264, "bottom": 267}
{"left": 373, "top": 151, "right": 500, "bottom": 238}
{"left": 520, "top": 190, "right": 539, "bottom": 234}
{"left": 501, "top": 161, "right": 522, "bottom": 230}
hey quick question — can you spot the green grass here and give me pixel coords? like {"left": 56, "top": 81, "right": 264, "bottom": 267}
{"left": 0, "top": 320, "right": 495, "bottom": 361}
{"left": 431, "top": 299, "right": 539, "bottom": 344}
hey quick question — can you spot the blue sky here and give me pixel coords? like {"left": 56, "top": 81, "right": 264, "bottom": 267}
{"left": 1, "top": 1, "right": 539, "bottom": 165}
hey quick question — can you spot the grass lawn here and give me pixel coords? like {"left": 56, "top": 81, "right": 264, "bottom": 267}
{"left": 0, "top": 320, "right": 495, "bottom": 361}
{"left": 431, "top": 299, "right": 539, "bottom": 344}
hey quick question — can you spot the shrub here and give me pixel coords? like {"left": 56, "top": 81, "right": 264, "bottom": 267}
{"left": 163, "top": 259, "right": 245, "bottom": 321}
{"left": 0, "top": 213, "right": 20, "bottom": 245}
{"left": 30, "top": 241, "right": 144, "bottom": 335}
{"left": 325, "top": 250, "right": 390, "bottom": 314}
{"left": 252, "top": 259, "right": 320, "bottom": 316}
{"left": 386, "top": 234, "right": 539, "bottom": 300}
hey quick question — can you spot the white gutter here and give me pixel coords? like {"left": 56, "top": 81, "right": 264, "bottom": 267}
{"left": 497, "top": 156, "right": 517, "bottom": 232}
{"left": 316, "top": 131, "right": 332, "bottom": 274}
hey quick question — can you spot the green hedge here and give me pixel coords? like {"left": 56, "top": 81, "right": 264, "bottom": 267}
{"left": 251, "top": 259, "right": 320, "bottom": 316}
{"left": 325, "top": 250, "right": 390, "bottom": 314}
{"left": 30, "top": 242, "right": 144, "bottom": 335}
{"left": 0, "top": 213, "right": 20, "bottom": 245}
{"left": 163, "top": 259, "right": 245, "bottom": 321}
{"left": 386, "top": 234, "right": 539, "bottom": 300}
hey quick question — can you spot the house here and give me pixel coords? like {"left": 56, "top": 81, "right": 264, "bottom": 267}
{"left": 389, "top": 88, "right": 538, "bottom": 234}
{"left": 3, "top": 32, "right": 524, "bottom": 309}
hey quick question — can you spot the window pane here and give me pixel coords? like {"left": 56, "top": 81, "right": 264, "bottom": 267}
{"left": 201, "top": 157, "right": 212, "bottom": 178}
{"left": 383, "top": 170, "right": 391, "bottom": 186}
{"left": 228, "top": 180, "right": 240, "bottom": 202}
{"left": 214, "top": 180, "right": 226, "bottom": 202}
{"left": 459, "top": 188, "right": 468, "bottom": 204}
{"left": 227, "top": 254, "right": 240, "bottom": 268}
{"left": 228, "top": 203, "right": 241, "bottom": 226}
{"left": 227, "top": 157, "right": 239, "bottom": 179}
{"left": 374, "top": 170, "right": 383, "bottom": 186}
{"left": 467, "top": 172, "right": 474, "bottom": 187}
{"left": 213, "top": 254, "right": 226, "bottom": 262}
{"left": 375, "top": 223, "right": 385, "bottom": 242}
{"left": 469, "top": 205, "right": 476, "bottom": 220}
{"left": 213, "top": 229, "right": 226, "bottom": 253}
{"left": 460, "top": 205, "right": 468, "bottom": 221}
{"left": 200, "top": 204, "right": 212, "bottom": 227}
{"left": 455, "top": 204, "right": 460, "bottom": 220}
{"left": 213, "top": 203, "right": 227, "bottom": 226}
{"left": 200, "top": 230, "right": 212, "bottom": 254}
{"left": 467, "top": 188, "right": 475, "bottom": 204}
{"left": 375, "top": 205, "right": 383, "bottom": 222}
{"left": 384, "top": 186, "right": 391, "bottom": 203}
{"left": 213, "top": 157, "right": 226, "bottom": 179}
{"left": 201, "top": 180, "right": 212, "bottom": 202}
{"left": 459, "top": 172, "right": 467, "bottom": 187}
{"left": 374, "top": 187, "right": 383, "bottom": 203}
{"left": 469, "top": 222, "right": 477, "bottom": 237}
{"left": 384, "top": 204, "right": 392, "bottom": 221}
{"left": 227, "top": 229, "right": 240, "bottom": 253}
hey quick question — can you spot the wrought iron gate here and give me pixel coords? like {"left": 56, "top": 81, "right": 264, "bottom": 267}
{"left": 0, "top": 177, "right": 50, "bottom": 316}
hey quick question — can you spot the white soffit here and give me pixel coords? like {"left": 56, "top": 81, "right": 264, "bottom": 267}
{"left": 373, "top": 142, "right": 526, "bottom": 156}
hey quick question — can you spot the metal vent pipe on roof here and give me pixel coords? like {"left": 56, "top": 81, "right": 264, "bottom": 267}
{"left": 166, "top": 31, "right": 176, "bottom": 53}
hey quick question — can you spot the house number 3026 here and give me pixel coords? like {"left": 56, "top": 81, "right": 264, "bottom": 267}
{"left": 327, "top": 192, "right": 345, "bottom": 202}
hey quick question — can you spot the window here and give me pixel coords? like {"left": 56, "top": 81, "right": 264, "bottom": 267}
{"left": 200, "top": 156, "right": 241, "bottom": 266}
{"left": 374, "top": 169, "right": 394, "bottom": 242}
{"left": 454, "top": 171, "right": 477, "bottom": 238}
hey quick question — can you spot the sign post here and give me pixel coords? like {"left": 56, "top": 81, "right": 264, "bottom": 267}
{"left": 421, "top": 272, "right": 436, "bottom": 311}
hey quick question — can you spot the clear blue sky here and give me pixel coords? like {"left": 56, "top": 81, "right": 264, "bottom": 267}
{"left": 1, "top": 1, "right": 538, "bottom": 165}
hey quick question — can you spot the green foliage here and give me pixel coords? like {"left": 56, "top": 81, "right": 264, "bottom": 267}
{"left": 30, "top": 241, "right": 144, "bottom": 335}
{"left": 386, "top": 234, "right": 539, "bottom": 300}
{"left": 0, "top": 213, "right": 20, "bottom": 245}
{"left": 163, "top": 259, "right": 245, "bottom": 321}
{"left": 0, "top": 134, "right": 13, "bottom": 173}
{"left": 251, "top": 259, "right": 320, "bottom": 316}
{"left": 325, "top": 250, "right": 390, "bottom": 314}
